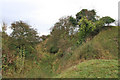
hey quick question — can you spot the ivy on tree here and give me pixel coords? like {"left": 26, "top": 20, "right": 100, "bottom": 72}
{"left": 78, "top": 17, "right": 96, "bottom": 44}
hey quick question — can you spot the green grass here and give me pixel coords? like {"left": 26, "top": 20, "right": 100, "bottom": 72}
{"left": 55, "top": 59, "right": 118, "bottom": 78}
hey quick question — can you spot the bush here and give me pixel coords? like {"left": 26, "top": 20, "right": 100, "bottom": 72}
{"left": 50, "top": 46, "right": 59, "bottom": 54}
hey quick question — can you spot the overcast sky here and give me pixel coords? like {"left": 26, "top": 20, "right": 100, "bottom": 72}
{"left": 0, "top": 0, "right": 119, "bottom": 36}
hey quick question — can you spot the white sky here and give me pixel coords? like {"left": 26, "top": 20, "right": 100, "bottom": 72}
{"left": 0, "top": 0, "right": 119, "bottom": 36}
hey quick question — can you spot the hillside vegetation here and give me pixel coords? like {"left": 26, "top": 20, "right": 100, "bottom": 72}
{"left": 41, "top": 26, "right": 118, "bottom": 77}
{"left": 3, "top": 26, "right": 118, "bottom": 78}
{"left": 2, "top": 9, "right": 118, "bottom": 78}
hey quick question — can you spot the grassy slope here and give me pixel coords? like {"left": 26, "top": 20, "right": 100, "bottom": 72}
{"left": 3, "top": 26, "right": 119, "bottom": 78}
{"left": 72, "top": 26, "right": 118, "bottom": 60}
{"left": 53, "top": 26, "right": 118, "bottom": 73}
{"left": 55, "top": 59, "right": 118, "bottom": 78}
{"left": 43, "top": 26, "right": 118, "bottom": 78}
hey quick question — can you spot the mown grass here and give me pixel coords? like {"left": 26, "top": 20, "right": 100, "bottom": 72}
{"left": 55, "top": 59, "right": 118, "bottom": 78}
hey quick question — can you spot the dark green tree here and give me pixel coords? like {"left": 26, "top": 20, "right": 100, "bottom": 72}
{"left": 10, "top": 21, "right": 40, "bottom": 58}
{"left": 69, "top": 16, "right": 78, "bottom": 26}
{"left": 76, "top": 9, "right": 96, "bottom": 22}
{"left": 100, "top": 16, "right": 115, "bottom": 26}
{"left": 46, "top": 16, "right": 75, "bottom": 53}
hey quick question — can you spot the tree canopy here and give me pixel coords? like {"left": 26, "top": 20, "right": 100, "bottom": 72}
{"left": 10, "top": 21, "right": 40, "bottom": 57}
{"left": 76, "top": 9, "right": 97, "bottom": 22}
{"left": 100, "top": 16, "right": 115, "bottom": 26}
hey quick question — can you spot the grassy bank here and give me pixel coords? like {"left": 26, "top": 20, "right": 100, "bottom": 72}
{"left": 55, "top": 59, "right": 118, "bottom": 78}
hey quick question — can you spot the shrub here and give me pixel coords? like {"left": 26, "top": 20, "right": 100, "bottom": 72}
{"left": 50, "top": 46, "right": 59, "bottom": 54}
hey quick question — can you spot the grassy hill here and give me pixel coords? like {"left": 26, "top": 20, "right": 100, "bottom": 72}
{"left": 55, "top": 59, "right": 118, "bottom": 78}
{"left": 3, "top": 26, "right": 119, "bottom": 78}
